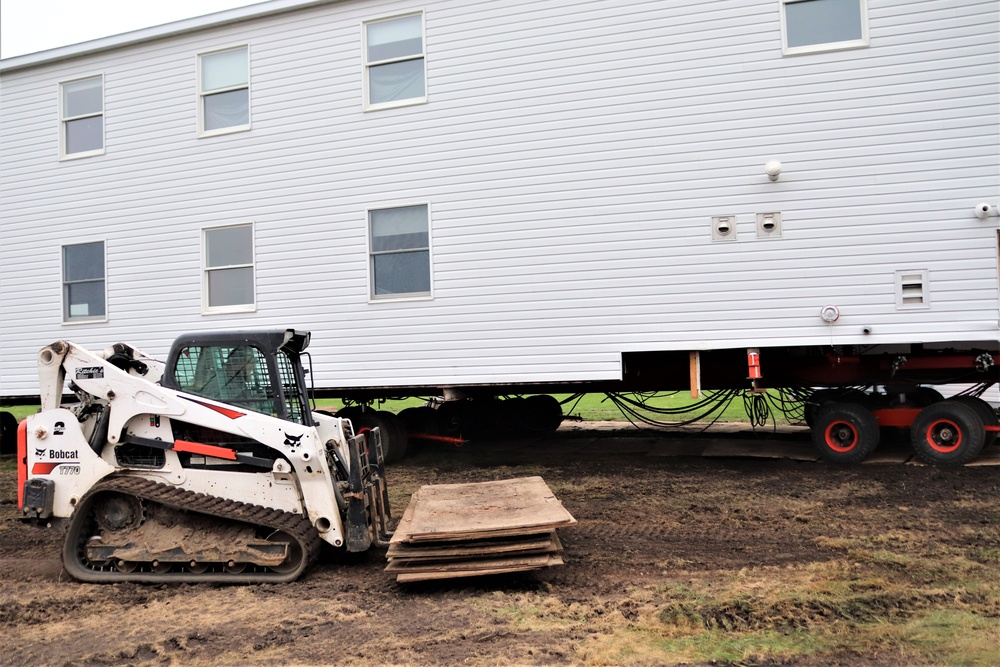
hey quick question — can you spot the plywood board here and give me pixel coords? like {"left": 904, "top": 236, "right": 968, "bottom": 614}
{"left": 391, "top": 476, "right": 576, "bottom": 543}
{"left": 395, "top": 559, "right": 561, "bottom": 583}
{"left": 387, "top": 553, "right": 563, "bottom": 575}
{"left": 388, "top": 532, "right": 560, "bottom": 561}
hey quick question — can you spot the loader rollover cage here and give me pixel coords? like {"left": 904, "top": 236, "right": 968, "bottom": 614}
{"left": 161, "top": 329, "right": 313, "bottom": 425}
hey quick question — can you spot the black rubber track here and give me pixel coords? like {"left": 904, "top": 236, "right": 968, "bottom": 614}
{"left": 62, "top": 476, "right": 323, "bottom": 584}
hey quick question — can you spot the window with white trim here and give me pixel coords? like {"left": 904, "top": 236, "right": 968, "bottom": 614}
{"left": 62, "top": 241, "right": 106, "bottom": 322}
{"left": 199, "top": 46, "right": 250, "bottom": 135}
{"left": 60, "top": 75, "right": 104, "bottom": 158}
{"left": 368, "top": 204, "right": 432, "bottom": 299}
{"left": 781, "top": 0, "right": 868, "bottom": 55}
{"left": 364, "top": 13, "right": 426, "bottom": 109}
{"left": 203, "top": 224, "right": 256, "bottom": 312}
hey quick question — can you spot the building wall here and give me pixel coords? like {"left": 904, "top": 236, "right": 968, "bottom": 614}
{"left": 1, "top": 0, "right": 998, "bottom": 396}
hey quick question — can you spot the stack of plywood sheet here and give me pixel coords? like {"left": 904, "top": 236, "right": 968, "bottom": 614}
{"left": 386, "top": 476, "right": 576, "bottom": 583}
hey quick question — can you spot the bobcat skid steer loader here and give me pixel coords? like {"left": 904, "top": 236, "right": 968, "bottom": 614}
{"left": 16, "top": 329, "right": 393, "bottom": 583}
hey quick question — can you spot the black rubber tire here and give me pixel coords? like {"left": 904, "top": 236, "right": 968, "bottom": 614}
{"left": 911, "top": 401, "right": 985, "bottom": 466}
{"left": 888, "top": 386, "right": 945, "bottom": 408}
{"left": 343, "top": 409, "right": 397, "bottom": 463}
{"left": 811, "top": 402, "right": 880, "bottom": 464}
{"left": 804, "top": 389, "right": 868, "bottom": 427}
{"left": 376, "top": 410, "right": 409, "bottom": 462}
{"left": 0, "top": 411, "right": 18, "bottom": 456}
{"left": 521, "top": 394, "right": 563, "bottom": 433}
{"left": 434, "top": 401, "right": 470, "bottom": 438}
{"left": 946, "top": 397, "right": 998, "bottom": 449}
{"left": 397, "top": 406, "right": 440, "bottom": 437}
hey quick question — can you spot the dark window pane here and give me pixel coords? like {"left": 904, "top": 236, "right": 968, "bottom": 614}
{"left": 371, "top": 205, "right": 428, "bottom": 251}
{"left": 65, "top": 116, "right": 103, "bottom": 154}
{"left": 367, "top": 15, "right": 422, "bottom": 62}
{"left": 204, "top": 89, "right": 249, "bottom": 131}
{"left": 373, "top": 251, "right": 430, "bottom": 295}
{"left": 369, "top": 59, "right": 425, "bottom": 105}
{"left": 65, "top": 281, "right": 105, "bottom": 319}
{"left": 206, "top": 226, "right": 253, "bottom": 267}
{"left": 63, "top": 77, "right": 102, "bottom": 117}
{"left": 64, "top": 242, "right": 104, "bottom": 281}
{"left": 201, "top": 48, "right": 248, "bottom": 91}
{"left": 208, "top": 267, "right": 254, "bottom": 307}
{"left": 786, "top": 0, "right": 863, "bottom": 48}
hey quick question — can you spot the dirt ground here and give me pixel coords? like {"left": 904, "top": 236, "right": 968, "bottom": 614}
{"left": 1, "top": 424, "right": 999, "bottom": 666}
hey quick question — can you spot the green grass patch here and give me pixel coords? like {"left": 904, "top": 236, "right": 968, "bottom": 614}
{"left": 3, "top": 390, "right": 799, "bottom": 425}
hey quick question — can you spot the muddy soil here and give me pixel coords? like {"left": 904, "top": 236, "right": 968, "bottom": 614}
{"left": 1, "top": 427, "right": 998, "bottom": 666}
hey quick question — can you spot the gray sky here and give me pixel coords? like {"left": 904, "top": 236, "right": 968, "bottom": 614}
{"left": 0, "top": 0, "right": 266, "bottom": 59}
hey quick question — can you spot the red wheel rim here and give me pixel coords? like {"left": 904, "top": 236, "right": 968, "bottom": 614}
{"left": 824, "top": 420, "right": 859, "bottom": 453}
{"left": 925, "top": 419, "right": 962, "bottom": 454}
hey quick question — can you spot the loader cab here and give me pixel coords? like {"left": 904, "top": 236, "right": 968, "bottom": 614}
{"left": 161, "top": 329, "right": 312, "bottom": 425}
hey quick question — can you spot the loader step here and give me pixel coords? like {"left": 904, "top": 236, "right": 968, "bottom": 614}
{"left": 386, "top": 476, "right": 575, "bottom": 582}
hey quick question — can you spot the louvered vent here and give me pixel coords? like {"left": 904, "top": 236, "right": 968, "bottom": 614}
{"left": 895, "top": 270, "right": 929, "bottom": 309}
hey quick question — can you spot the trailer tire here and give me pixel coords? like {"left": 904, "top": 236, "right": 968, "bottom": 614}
{"left": 804, "top": 389, "right": 868, "bottom": 427}
{"left": 911, "top": 402, "right": 985, "bottom": 466}
{"left": 946, "top": 397, "right": 998, "bottom": 449}
{"left": 812, "top": 403, "right": 880, "bottom": 464}
{"left": 338, "top": 408, "right": 406, "bottom": 464}
{"left": 0, "top": 411, "right": 18, "bottom": 456}
{"left": 376, "top": 410, "right": 409, "bottom": 462}
{"left": 520, "top": 395, "right": 563, "bottom": 433}
{"left": 398, "top": 406, "right": 440, "bottom": 436}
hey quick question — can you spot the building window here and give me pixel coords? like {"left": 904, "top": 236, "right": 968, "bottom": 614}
{"left": 199, "top": 46, "right": 250, "bottom": 135}
{"left": 364, "top": 13, "right": 426, "bottom": 110}
{"left": 781, "top": 0, "right": 868, "bottom": 55}
{"left": 368, "top": 204, "right": 431, "bottom": 299}
{"left": 60, "top": 75, "right": 104, "bottom": 158}
{"left": 203, "top": 224, "right": 255, "bottom": 312}
{"left": 62, "top": 241, "right": 106, "bottom": 322}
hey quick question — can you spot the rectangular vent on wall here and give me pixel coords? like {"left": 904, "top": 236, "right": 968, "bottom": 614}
{"left": 895, "top": 269, "right": 929, "bottom": 309}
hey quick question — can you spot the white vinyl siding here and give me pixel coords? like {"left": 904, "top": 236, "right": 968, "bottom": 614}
{"left": 363, "top": 13, "right": 426, "bottom": 110}
{"left": 59, "top": 75, "right": 104, "bottom": 158}
{"left": 198, "top": 46, "right": 250, "bottom": 135}
{"left": 781, "top": 0, "right": 869, "bottom": 55}
{"left": 368, "top": 204, "right": 432, "bottom": 300}
{"left": 62, "top": 241, "right": 107, "bottom": 322}
{"left": 203, "top": 224, "right": 255, "bottom": 313}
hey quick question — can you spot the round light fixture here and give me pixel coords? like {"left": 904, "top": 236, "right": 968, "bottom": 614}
{"left": 820, "top": 305, "right": 840, "bottom": 323}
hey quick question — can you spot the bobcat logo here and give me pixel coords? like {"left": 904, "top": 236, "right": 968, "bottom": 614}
{"left": 35, "top": 448, "right": 45, "bottom": 458}
{"left": 283, "top": 433, "right": 303, "bottom": 447}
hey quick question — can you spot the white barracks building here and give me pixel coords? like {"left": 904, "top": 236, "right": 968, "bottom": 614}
{"left": 1, "top": 0, "right": 998, "bottom": 403}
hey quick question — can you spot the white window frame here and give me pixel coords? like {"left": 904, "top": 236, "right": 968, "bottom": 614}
{"left": 59, "top": 74, "right": 105, "bottom": 160}
{"left": 895, "top": 269, "right": 931, "bottom": 310}
{"left": 780, "top": 0, "right": 869, "bottom": 56}
{"left": 61, "top": 239, "right": 108, "bottom": 324}
{"left": 197, "top": 45, "right": 251, "bottom": 137}
{"left": 202, "top": 223, "right": 257, "bottom": 314}
{"left": 366, "top": 202, "right": 434, "bottom": 303}
{"left": 363, "top": 12, "right": 427, "bottom": 111}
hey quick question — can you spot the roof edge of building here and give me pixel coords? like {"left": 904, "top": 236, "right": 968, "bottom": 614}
{"left": 0, "top": 0, "right": 335, "bottom": 73}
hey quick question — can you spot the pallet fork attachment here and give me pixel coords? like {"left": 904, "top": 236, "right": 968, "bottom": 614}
{"left": 344, "top": 427, "right": 393, "bottom": 551}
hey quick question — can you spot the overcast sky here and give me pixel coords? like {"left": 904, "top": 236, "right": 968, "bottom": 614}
{"left": 0, "top": 0, "right": 267, "bottom": 59}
